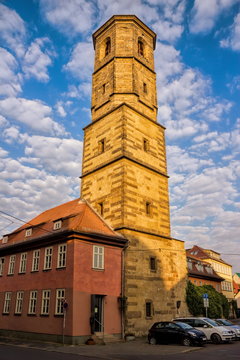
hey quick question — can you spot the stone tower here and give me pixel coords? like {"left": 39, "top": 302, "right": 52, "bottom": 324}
{"left": 81, "top": 15, "right": 188, "bottom": 335}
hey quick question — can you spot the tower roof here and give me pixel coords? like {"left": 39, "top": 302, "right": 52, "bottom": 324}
{"left": 92, "top": 15, "right": 156, "bottom": 50}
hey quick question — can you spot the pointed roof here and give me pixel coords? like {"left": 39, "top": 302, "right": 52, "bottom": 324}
{"left": 1, "top": 198, "right": 126, "bottom": 249}
{"left": 186, "top": 245, "right": 231, "bottom": 266}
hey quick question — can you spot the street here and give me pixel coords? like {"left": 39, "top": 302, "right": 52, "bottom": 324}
{"left": 0, "top": 340, "right": 240, "bottom": 360}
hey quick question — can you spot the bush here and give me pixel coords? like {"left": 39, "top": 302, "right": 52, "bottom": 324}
{"left": 186, "top": 281, "right": 229, "bottom": 318}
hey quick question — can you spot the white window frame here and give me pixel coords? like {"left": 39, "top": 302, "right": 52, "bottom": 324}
{"left": 28, "top": 290, "right": 37, "bottom": 314}
{"left": 25, "top": 228, "right": 32, "bottom": 237}
{"left": 44, "top": 247, "right": 53, "bottom": 270}
{"left": 0, "top": 257, "right": 5, "bottom": 276}
{"left": 2, "top": 236, "right": 8, "bottom": 244}
{"left": 15, "top": 291, "right": 24, "bottom": 314}
{"left": 93, "top": 246, "right": 104, "bottom": 270}
{"left": 41, "top": 290, "right": 51, "bottom": 315}
{"left": 55, "top": 289, "right": 65, "bottom": 315}
{"left": 32, "top": 249, "right": 40, "bottom": 272}
{"left": 57, "top": 244, "right": 67, "bottom": 268}
{"left": 19, "top": 253, "right": 27, "bottom": 273}
{"left": 8, "top": 255, "right": 16, "bottom": 275}
{"left": 3, "top": 292, "right": 11, "bottom": 314}
{"left": 53, "top": 220, "right": 62, "bottom": 230}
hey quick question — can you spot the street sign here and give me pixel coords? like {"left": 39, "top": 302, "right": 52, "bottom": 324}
{"left": 203, "top": 293, "right": 208, "bottom": 299}
{"left": 203, "top": 298, "right": 209, "bottom": 308}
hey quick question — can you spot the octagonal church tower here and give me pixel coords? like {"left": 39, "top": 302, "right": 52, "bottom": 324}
{"left": 81, "top": 15, "right": 188, "bottom": 335}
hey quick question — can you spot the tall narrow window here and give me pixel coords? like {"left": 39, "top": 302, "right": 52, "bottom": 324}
{"left": 98, "top": 138, "right": 105, "bottom": 154}
{"left": 93, "top": 246, "right": 104, "bottom": 269}
{"left": 55, "top": 289, "right": 65, "bottom": 315}
{"left": 19, "top": 253, "right": 27, "bottom": 273}
{"left": 143, "top": 82, "right": 147, "bottom": 93}
{"left": 143, "top": 138, "right": 149, "bottom": 152}
{"left": 146, "top": 201, "right": 151, "bottom": 215}
{"left": 105, "top": 37, "right": 111, "bottom": 56}
{"left": 150, "top": 257, "right": 156, "bottom": 271}
{"left": 8, "top": 255, "right": 15, "bottom": 275}
{"left": 138, "top": 39, "right": 144, "bottom": 56}
{"left": 57, "top": 244, "right": 67, "bottom": 268}
{"left": 44, "top": 247, "right": 52, "bottom": 270}
{"left": 32, "top": 249, "right": 40, "bottom": 272}
{"left": 28, "top": 291, "right": 37, "bottom": 315}
{"left": 3, "top": 292, "right": 11, "bottom": 314}
{"left": 41, "top": 290, "right": 51, "bottom": 315}
{"left": 15, "top": 291, "right": 24, "bottom": 314}
{"left": 102, "top": 83, "right": 106, "bottom": 94}
{"left": 0, "top": 257, "right": 5, "bottom": 276}
{"left": 146, "top": 301, "right": 152, "bottom": 317}
{"left": 98, "top": 202, "right": 104, "bottom": 216}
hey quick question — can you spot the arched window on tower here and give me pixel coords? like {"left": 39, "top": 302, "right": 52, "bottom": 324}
{"left": 105, "top": 37, "right": 111, "bottom": 56}
{"left": 138, "top": 38, "right": 144, "bottom": 57}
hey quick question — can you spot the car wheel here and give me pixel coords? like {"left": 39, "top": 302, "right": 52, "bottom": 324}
{"left": 182, "top": 337, "right": 191, "bottom": 346}
{"left": 211, "top": 333, "right": 222, "bottom": 344}
{"left": 149, "top": 337, "right": 157, "bottom": 345}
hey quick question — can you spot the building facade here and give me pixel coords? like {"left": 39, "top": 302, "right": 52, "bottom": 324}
{"left": 187, "top": 255, "right": 223, "bottom": 291}
{"left": 0, "top": 199, "right": 127, "bottom": 344}
{"left": 187, "top": 246, "right": 234, "bottom": 301}
{"left": 81, "top": 15, "right": 188, "bottom": 335}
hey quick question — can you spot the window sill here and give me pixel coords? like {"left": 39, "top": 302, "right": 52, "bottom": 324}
{"left": 14, "top": 313, "right": 22, "bottom": 316}
{"left": 7, "top": 274, "right": 14, "bottom": 276}
{"left": 56, "top": 267, "right": 66, "bottom": 270}
{"left": 92, "top": 267, "right": 104, "bottom": 271}
{"left": 2, "top": 313, "right": 9, "bottom": 316}
{"left": 40, "top": 314, "right": 49, "bottom": 317}
{"left": 31, "top": 270, "right": 39, "bottom": 273}
{"left": 43, "top": 269, "right": 52, "bottom": 272}
{"left": 18, "top": 272, "right": 26, "bottom": 275}
{"left": 54, "top": 314, "right": 64, "bottom": 317}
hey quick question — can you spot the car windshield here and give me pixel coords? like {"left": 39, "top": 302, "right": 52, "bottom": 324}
{"left": 217, "top": 319, "right": 232, "bottom": 326}
{"left": 175, "top": 322, "right": 193, "bottom": 330}
{"left": 204, "top": 318, "right": 219, "bottom": 326}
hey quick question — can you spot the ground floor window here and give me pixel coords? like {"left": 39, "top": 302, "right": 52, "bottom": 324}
{"left": 145, "top": 301, "right": 153, "bottom": 318}
{"left": 28, "top": 291, "right": 37, "bottom": 314}
{"left": 41, "top": 290, "right": 51, "bottom": 315}
{"left": 55, "top": 289, "right": 65, "bottom": 315}
{"left": 3, "top": 292, "right": 11, "bottom": 314}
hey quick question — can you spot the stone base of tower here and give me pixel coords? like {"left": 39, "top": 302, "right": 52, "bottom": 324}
{"left": 119, "top": 229, "right": 189, "bottom": 336}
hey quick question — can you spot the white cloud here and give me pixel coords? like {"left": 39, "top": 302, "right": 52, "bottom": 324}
{"left": 20, "top": 135, "right": 83, "bottom": 176}
{"left": 0, "top": 4, "right": 26, "bottom": 57}
{"left": 153, "top": 19, "right": 183, "bottom": 42}
{"left": 0, "top": 48, "right": 22, "bottom": 97}
{"left": 55, "top": 101, "right": 67, "bottom": 117}
{"left": 0, "top": 97, "right": 66, "bottom": 135}
{"left": 189, "top": 0, "right": 238, "bottom": 34}
{"left": 64, "top": 41, "right": 94, "bottom": 81}
{"left": 39, "top": 0, "right": 95, "bottom": 35}
{"left": 22, "top": 38, "right": 55, "bottom": 82}
{"left": 220, "top": 13, "right": 240, "bottom": 51}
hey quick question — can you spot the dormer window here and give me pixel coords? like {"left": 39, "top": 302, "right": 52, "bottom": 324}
{"left": 2, "top": 236, "right": 8, "bottom": 244}
{"left": 138, "top": 39, "right": 144, "bottom": 56}
{"left": 105, "top": 37, "right": 111, "bottom": 56}
{"left": 25, "top": 228, "right": 32, "bottom": 237}
{"left": 53, "top": 220, "right": 62, "bottom": 230}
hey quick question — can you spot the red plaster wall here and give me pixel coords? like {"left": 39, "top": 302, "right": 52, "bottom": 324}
{"left": 188, "top": 276, "right": 221, "bottom": 292}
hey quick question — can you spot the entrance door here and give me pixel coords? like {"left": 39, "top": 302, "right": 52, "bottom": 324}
{"left": 91, "top": 295, "right": 104, "bottom": 333}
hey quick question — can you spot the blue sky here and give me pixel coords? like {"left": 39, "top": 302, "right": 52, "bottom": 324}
{"left": 0, "top": 0, "right": 239, "bottom": 271}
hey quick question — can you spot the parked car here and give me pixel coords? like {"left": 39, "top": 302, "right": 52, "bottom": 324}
{"left": 173, "top": 317, "right": 236, "bottom": 344}
{"left": 215, "top": 319, "right": 240, "bottom": 340}
{"left": 148, "top": 321, "right": 207, "bottom": 346}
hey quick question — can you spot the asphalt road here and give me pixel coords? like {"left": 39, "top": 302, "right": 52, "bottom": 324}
{"left": 0, "top": 341, "right": 240, "bottom": 360}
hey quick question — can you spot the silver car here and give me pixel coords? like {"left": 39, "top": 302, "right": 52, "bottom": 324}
{"left": 215, "top": 319, "right": 240, "bottom": 340}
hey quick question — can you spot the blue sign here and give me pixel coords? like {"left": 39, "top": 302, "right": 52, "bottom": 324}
{"left": 203, "top": 293, "right": 208, "bottom": 299}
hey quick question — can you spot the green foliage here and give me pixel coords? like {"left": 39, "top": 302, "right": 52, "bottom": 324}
{"left": 186, "top": 281, "right": 230, "bottom": 318}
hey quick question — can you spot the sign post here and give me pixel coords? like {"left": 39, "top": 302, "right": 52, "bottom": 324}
{"left": 203, "top": 293, "right": 209, "bottom": 317}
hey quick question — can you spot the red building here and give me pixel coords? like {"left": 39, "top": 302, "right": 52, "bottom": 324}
{"left": 0, "top": 199, "right": 127, "bottom": 344}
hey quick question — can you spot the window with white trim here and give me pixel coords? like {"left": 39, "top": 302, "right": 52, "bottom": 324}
{"left": 53, "top": 220, "right": 62, "bottom": 230}
{"left": 41, "top": 290, "right": 51, "bottom": 315}
{"left": 93, "top": 246, "right": 104, "bottom": 269}
{"left": 8, "top": 255, "right": 15, "bottom": 275}
{"left": 15, "top": 291, "right": 24, "bottom": 314}
{"left": 25, "top": 228, "right": 32, "bottom": 237}
{"left": 44, "top": 247, "right": 52, "bottom": 270}
{"left": 32, "top": 249, "right": 40, "bottom": 272}
{"left": 2, "top": 236, "right": 8, "bottom": 244}
{"left": 3, "top": 292, "right": 11, "bottom": 314}
{"left": 28, "top": 291, "right": 37, "bottom": 314}
{"left": 55, "top": 289, "right": 65, "bottom": 315}
{"left": 19, "top": 253, "right": 27, "bottom": 273}
{"left": 57, "top": 244, "right": 67, "bottom": 268}
{"left": 0, "top": 257, "right": 5, "bottom": 276}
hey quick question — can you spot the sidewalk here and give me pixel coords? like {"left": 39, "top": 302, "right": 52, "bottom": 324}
{"left": 0, "top": 336, "right": 201, "bottom": 359}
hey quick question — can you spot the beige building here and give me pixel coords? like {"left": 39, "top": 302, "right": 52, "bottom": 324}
{"left": 187, "top": 246, "right": 234, "bottom": 301}
{"left": 80, "top": 15, "right": 188, "bottom": 336}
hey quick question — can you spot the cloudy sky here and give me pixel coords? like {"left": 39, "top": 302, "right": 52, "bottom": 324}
{"left": 0, "top": 0, "right": 239, "bottom": 271}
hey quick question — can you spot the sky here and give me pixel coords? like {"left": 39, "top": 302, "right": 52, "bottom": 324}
{"left": 0, "top": 0, "right": 239, "bottom": 272}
